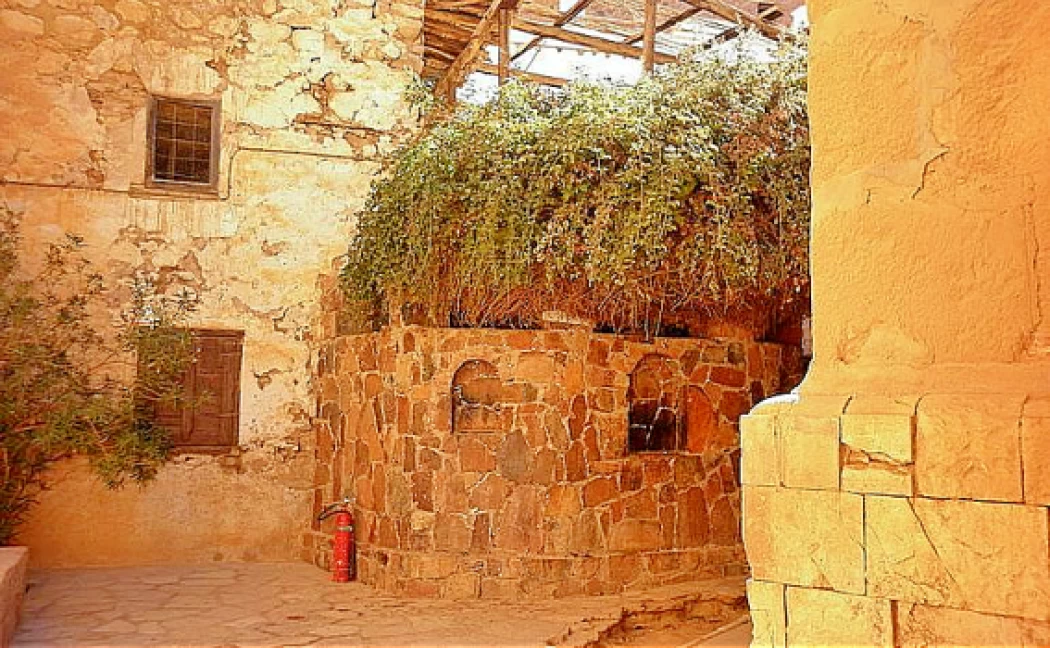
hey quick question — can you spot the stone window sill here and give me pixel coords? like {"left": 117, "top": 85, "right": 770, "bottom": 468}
{"left": 129, "top": 183, "right": 222, "bottom": 202}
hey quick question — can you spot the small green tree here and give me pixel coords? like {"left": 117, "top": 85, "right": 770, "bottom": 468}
{"left": 0, "top": 208, "right": 196, "bottom": 545}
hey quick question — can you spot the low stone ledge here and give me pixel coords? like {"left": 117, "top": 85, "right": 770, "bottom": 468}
{"left": 0, "top": 547, "right": 28, "bottom": 648}
{"left": 356, "top": 545, "right": 746, "bottom": 599}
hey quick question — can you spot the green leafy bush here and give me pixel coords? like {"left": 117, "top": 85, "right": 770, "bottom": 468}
{"left": 0, "top": 208, "right": 195, "bottom": 545}
{"left": 342, "top": 42, "right": 810, "bottom": 336}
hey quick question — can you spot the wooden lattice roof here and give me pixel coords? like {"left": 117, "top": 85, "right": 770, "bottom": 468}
{"left": 424, "top": 0, "right": 804, "bottom": 96}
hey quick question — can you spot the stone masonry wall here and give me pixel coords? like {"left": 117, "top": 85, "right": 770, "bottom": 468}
{"left": 2, "top": 0, "right": 424, "bottom": 566}
{"left": 743, "top": 1, "right": 1050, "bottom": 645}
{"left": 310, "top": 326, "right": 802, "bottom": 598}
{"left": 743, "top": 393, "right": 1050, "bottom": 646}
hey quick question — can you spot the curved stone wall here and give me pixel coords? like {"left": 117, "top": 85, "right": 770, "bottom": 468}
{"left": 309, "top": 326, "right": 801, "bottom": 598}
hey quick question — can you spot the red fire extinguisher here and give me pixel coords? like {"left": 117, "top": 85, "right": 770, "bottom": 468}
{"left": 318, "top": 497, "right": 355, "bottom": 582}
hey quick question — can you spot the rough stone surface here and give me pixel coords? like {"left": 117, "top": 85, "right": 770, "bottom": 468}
{"left": 744, "top": 0, "right": 1050, "bottom": 644}
{"left": 804, "top": 0, "right": 1050, "bottom": 391}
{"left": 0, "top": 548, "right": 28, "bottom": 648}
{"left": 5, "top": 0, "right": 425, "bottom": 567}
{"left": 778, "top": 415, "right": 839, "bottom": 490}
{"left": 915, "top": 395, "right": 1024, "bottom": 502}
{"left": 1021, "top": 400, "right": 1050, "bottom": 505}
{"left": 866, "top": 495, "right": 1050, "bottom": 621}
{"left": 897, "top": 602, "right": 1050, "bottom": 648}
{"left": 739, "top": 415, "right": 777, "bottom": 487}
{"left": 746, "top": 579, "right": 784, "bottom": 648}
{"left": 312, "top": 326, "right": 800, "bottom": 598}
{"left": 743, "top": 486, "right": 864, "bottom": 594}
{"left": 785, "top": 587, "right": 893, "bottom": 648}
{"left": 840, "top": 412, "right": 913, "bottom": 496}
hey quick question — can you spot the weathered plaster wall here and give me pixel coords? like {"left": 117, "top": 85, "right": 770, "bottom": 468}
{"left": 743, "top": 1, "right": 1050, "bottom": 645}
{"left": 803, "top": 0, "right": 1050, "bottom": 394}
{"left": 2, "top": 0, "right": 424, "bottom": 566}
{"left": 311, "top": 326, "right": 802, "bottom": 598}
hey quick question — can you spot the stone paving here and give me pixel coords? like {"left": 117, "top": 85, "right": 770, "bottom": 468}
{"left": 12, "top": 563, "right": 748, "bottom": 648}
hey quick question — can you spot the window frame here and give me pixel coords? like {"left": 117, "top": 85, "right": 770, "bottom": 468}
{"left": 145, "top": 95, "right": 222, "bottom": 194}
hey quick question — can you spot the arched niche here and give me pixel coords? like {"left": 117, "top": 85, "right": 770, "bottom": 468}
{"left": 627, "top": 354, "right": 683, "bottom": 452}
{"left": 451, "top": 359, "right": 511, "bottom": 434}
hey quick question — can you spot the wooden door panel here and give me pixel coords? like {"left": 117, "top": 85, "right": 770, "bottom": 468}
{"left": 150, "top": 329, "right": 243, "bottom": 449}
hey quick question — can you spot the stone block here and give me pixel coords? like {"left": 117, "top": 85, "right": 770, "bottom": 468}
{"left": 897, "top": 602, "right": 1050, "bottom": 647}
{"left": 514, "top": 353, "right": 556, "bottom": 382}
{"left": 785, "top": 587, "right": 893, "bottom": 647}
{"left": 433, "top": 513, "right": 471, "bottom": 552}
{"left": 841, "top": 413, "right": 913, "bottom": 496}
{"left": 841, "top": 461, "right": 911, "bottom": 497}
{"left": 708, "top": 497, "right": 738, "bottom": 546}
{"left": 915, "top": 394, "right": 1024, "bottom": 502}
{"left": 623, "top": 490, "right": 657, "bottom": 519}
{"left": 583, "top": 476, "right": 618, "bottom": 507}
{"left": 743, "top": 486, "right": 864, "bottom": 594}
{"left": 746, "top": 579, "right": 785, "bottom": 648}
{"left": 497, "top": 431, "right": 530, "bottom": 483}
{"left": 479, "top": 578, "right": 520, "bottom": 599}
{"left": 565, "top": 442, "right": 588, "bottom": 482}
{"left": 778, "top": 415, "right": 839, "bottom": 490}
{"left": 458, "top": 436, "right": 496, "bottom": 473}
{"left": 846, "top": 395, "right": 919, "bottom": 417}
{"left": 710, "top": 366, "right": 746, "bottom": 388}
{"left": 493, "top": 487, "right": 543, "bottom": 553}
{"left": 719, "top": 391, "right": 752, "bottom": 421}
{"left": 608, "top": 519, "right": 661, "bottom": 552}
{"left": 740, "top": 414, "right": 777, "bottom": 486}
{"left": 1021, "top": 413, "right": 1050, "bottom": 505}
{"left": 443, "top": 572, "right": 480, "bottom": 599}
{"left": 675, "top": 487, "right": 710, "bottom": 547}
{"left": 866, "top": 495, "right": 1050, "bottom": 620}
{"left": 0, "top": 548, "right": 28, "bottom": 648}
{"left": 682, "top": 386, "right": 717, "bottom": 453}
{"left": 841, "top": 413, "right": 913, "bottom": 462}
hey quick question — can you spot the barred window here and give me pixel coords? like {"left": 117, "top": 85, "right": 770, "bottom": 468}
{"left": 147, "top": 97, "right": 220, "bottom": 190}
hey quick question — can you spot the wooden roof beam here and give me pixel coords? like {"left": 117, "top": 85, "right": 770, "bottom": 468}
{"left": 641, "top": 0, "right": 657, "bottom": 72}
{"left": 510, "top": 0, "right": 597, "bottom": 63}
{"left": 511, "top": 17, "right": 678, "bottom": 64}
{"left": 434, "top": 0, "right": 521, "bottom": 100}
{"left": 624, "top": 6, "right": 702, "bottom": 46}
{"left": 497, "top": 6, "right": 512, "bottom": 84}
{"left": 477, "top": 62, "right": 569, "bottom": 87}
{"left": 678, "top": 0, "right": 784, "bottom": 40}
{"left": 700, "top": 1, "right": 790, "bottom": 50}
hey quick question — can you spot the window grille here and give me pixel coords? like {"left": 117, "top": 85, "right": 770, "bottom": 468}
{"left": 147, "top": 97, "right": 220, "bottom": 190}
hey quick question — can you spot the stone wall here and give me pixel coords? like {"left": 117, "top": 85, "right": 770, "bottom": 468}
{"left": 0, "top": 548, "right": 28, "bottom": 648}
{"left": 3, "top": 0, "right": 424, "bottom": 566}
{"left": 743, "top": 1, "right": 1050, "bottom": 645}
{"left": 310, "top": 326, "right": 802, "bottom": 598}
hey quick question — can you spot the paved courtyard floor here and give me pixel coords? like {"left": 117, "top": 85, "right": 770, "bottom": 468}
{"left": 13, "top": 563, "right": 750, "bottom": 648}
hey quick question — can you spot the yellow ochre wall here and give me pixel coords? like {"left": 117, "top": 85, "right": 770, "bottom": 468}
{"left": 743, "top": 1, "right": 1050, "bottom": 645}
{"left": 2, "top": 0, "right": 424, "bottom": 567}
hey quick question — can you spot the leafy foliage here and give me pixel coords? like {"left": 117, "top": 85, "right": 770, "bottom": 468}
{"left": 342, "top": 41, "right": 810, "bottom": 336}
{"left": 0, "top": 208, "right": 196, "bottom": 545}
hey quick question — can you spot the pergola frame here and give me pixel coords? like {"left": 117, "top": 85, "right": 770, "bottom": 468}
{"left": 425, "top": 0, "right": 791, "bottom": 99}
